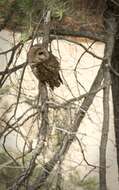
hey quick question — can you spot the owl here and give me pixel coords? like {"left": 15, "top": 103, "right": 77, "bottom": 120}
{"left": 27, "top": 44, "right": 63, "bottom": 90}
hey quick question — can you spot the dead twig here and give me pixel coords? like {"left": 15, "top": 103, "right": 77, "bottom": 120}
{"left": 28, "top": 63, "right": 104, "bottom": 190}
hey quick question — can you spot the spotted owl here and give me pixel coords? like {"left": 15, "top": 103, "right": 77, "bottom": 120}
{"left": 27, "top": 44, "right": 63, "bottom": 90}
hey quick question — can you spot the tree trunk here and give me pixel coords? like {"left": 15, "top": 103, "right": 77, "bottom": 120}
{"left": 111, "top": 35, "right": 119, "bottom": 174}
{"left": 105, "top": 0, "right": 119, "bottom": 175}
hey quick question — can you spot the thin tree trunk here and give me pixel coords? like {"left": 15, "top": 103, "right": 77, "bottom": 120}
{"left": 99, "top": 11, "right": 116, "bottom": 189}
{"left": 105, "top": 0, "right": 119, "bottom": 175}
{"left": 111, "top": 35, "right": 119, "bottom": 175}
{"left": 99, "top": 60, "right": 110, "bottom": 190}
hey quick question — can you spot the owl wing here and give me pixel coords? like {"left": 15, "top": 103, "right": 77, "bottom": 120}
{"left": 30, "top": 53, "right": 63, "bottom": 90}
{"left": 45, "top": 54, "right": 63, "bottom": 89}
{"left": 45, "top": 54, "right": 60, "bottom": 71}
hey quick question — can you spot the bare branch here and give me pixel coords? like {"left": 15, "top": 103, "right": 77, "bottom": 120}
{"left": 50, "top": 29, "right": 106, "bottom": 42}
{"left": 63, "top": 38, "right": 103, "bottom": 60}
{"left": 8, "top": 11, "right": 51, "bottom": 190}
{"left": 0, "top": 42, "right": 24, "bottom": 87}
{"left": 0, "top": 62, "right": 26, "bottom": 76}
{"left": 28, "top": 63, "right": 104, "bottom": 190}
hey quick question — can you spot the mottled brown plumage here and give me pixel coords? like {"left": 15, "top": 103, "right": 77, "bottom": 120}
{"left": 27, "top": 44, "right": 63, "bottom": 90}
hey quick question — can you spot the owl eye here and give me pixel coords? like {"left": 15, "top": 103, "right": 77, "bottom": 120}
{"left": 38, "top": 52, "right": 44, "bottom": 55}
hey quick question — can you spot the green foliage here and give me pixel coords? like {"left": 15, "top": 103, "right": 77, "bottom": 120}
{"left": 0, "top": 150, "right": 99, "bottom": 190}
{"left": 0, "top": 151, "right": 21, "bottom": 188}
{"left": 16, "top": 0, "right": 33, "bottom": 12}
{"left": 20, "top": 32, "right": 30, "bottom": 42}
{"left": 80, "top": 177, "right": 99, "bottom": 190}
{"left": 69, "top": 170, "right": 99, "bottom": 190}
{"left": 43, "top": 0, "right": 69, "bottom": 20}
{"left": 0, "top": 0, "right": 72, "bottom": 32}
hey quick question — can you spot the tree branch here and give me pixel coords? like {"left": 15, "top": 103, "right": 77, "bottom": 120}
{"left": 28, "top": 63, "right": 104, "bottom": 190}
{"left": 50, "top": 29, "right": 106, "bottom": 43}
{"left": 8, "top": 11, "right": 51, "bottom": 190}
{"left": 0, "top": 63, "right": 25, "bottom": 76}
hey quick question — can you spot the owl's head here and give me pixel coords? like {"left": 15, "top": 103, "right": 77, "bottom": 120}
{"left": 27, "top": 44, "right": 50, "bottom": 65}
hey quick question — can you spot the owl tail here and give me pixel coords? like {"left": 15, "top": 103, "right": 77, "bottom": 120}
{"left": 49, "top": 73, "right": 63, "bottom": 90}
